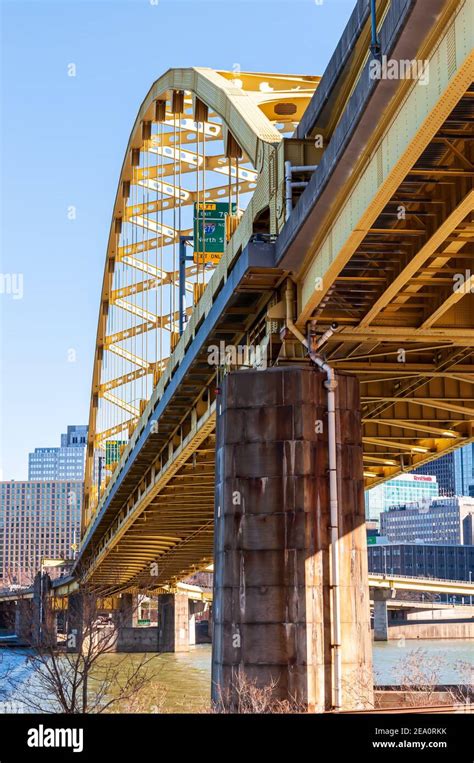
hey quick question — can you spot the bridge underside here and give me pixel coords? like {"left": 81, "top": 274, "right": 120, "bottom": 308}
{"left": 80, "top": 81, "right": 474, "bottom": 593}
{"left": 78, "top": 1, "right": 474, "bottom": 601}
{"left": 307, "top": 83, "right": 474, "bottom": 488}
{"left": 78, "top": 259, "right": 285, "bottom": 591}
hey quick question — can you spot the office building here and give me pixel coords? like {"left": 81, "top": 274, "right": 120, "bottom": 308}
{"left": 0, "top": 480, "right": 83, "bottom": 585}
{"left": 411, "top": 443, "right": 474, "bottom": 497}
{"left": 365, "top": 473, "right": 439, "bottom": 523}
{"left": 368, "top": 542, "right": 474, "bottom": 582}
{"left": 380, "top": 496, "right": 474, "bottom": 546}
{"left": 28, "top": 425, "right": 87, "bottom": 481}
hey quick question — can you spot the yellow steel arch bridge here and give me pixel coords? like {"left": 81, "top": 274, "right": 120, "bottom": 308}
{"left": 80, "top": 0, "right": 474, "bottom": 595}
{"left": 84, "top": 67, "right": 319, "bottom": 528}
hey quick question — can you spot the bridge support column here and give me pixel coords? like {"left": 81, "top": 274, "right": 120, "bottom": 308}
{"left": 32, "top": 572, "right": 56, "bottom": 647}
{"left": 114, "top": 593, "right": 160, "bottom": 652}
{"left": 14, "top": 599, "right": 33, "bottom": 643}
{"left": 189, "top": 601, "right": 197, "bottom": 646}
{"left": 158, "top": 593, "right": 189, "bottom": 652}
{"left": 119, "top": 593, "right": 139, "bottom": 627}
{"left": 212, "top": 366, "right": 372, "bottom": 711}
{"left": 373, "top": 590, "right": 392, "bottom": 641}
{"left": 66, "top": 593, "right": 84, "bottom": 653}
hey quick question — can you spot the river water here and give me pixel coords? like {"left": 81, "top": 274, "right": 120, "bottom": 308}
{"left": 0, "top": 640, "right": 472, "bottom": 713}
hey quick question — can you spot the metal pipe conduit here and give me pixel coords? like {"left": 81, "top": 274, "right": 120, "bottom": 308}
{"left": 284, "top": 279, "right": 342, "bottom": 709}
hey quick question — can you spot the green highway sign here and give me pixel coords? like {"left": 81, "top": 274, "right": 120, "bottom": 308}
{"left": 193, "top": 202, "right": 236, "bottom": 264}
{"left": 106, "top": 440, "right": 126, "bottom": 465}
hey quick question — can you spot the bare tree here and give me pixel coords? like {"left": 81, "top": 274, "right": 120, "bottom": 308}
{"left": 392, "top": 647, "right": 445, "bottom": 707}
{"left": 213, "top": 667, "right": 304, "bottom": 714}
{"left": 8, "top": 586, "right": 162, "bottom": 714}
{"left": 341, "top": 666, "right": 376, "bottom": 710}
{"left": 450, "top": 660, "right": 474, "bottom": 707}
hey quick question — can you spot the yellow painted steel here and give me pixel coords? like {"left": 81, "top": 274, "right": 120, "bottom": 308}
{"left": 80, "top": 1, "right": 474, "bottom": 592}
{"left": 84, "top": 68, "right": 319, "bottom": 533}
{"left": 293, "top": 0, "right": 474, "bottom": 489}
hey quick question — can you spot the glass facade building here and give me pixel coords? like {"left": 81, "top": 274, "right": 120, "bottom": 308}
{"left": 411, "top": 443, "right": 474, "bottom": 497}
{"left": 365, "top": 474, "right": 439, "bottom": 523}
{"left": 28, "top": 425, "right": 87, "bottom": 481}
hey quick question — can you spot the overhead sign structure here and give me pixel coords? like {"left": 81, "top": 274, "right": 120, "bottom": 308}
{"left": 193, "top": 202, "right": 236, "bottom": 264}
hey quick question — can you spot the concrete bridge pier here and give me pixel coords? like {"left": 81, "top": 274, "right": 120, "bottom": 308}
{"left": 14, "top": 599, "right": 34, "bottom": 642}
{"left": 188, "top": 600, "right": 197, "bottom": 646}
{"left": 66, "top": 592, "right": 84, "bottom": 653}
{"left": 373, "top": 590, "right": 394, "bottom": 642}
{"left": 114, "top": 593, "right": 159, "bottom": 652}
{"left": 157, "top": 593, "right": 190, "bottom": 652}
{"left": 212, "top": 366, "right": 373, "bottom": 711}
{"left": 118, "top": 593, "right": 139, "bottom": 628}
{"left": 32, "top": 572, "right": 56, "bottom": 647}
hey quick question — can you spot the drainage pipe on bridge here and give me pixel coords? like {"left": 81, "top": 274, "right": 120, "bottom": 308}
{"left": 285, "top": 279, "right": 342, "bottom": 709}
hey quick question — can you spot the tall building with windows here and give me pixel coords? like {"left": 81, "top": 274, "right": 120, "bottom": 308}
{"left": 454, "top": 444, "right": 474, "bottom": 497}
{"left": 380, "top": 496, "right": 474, "bottom": 546}
{"left": 28, "top": 425, "right": 87, "bottom": 481}
{"left": 411, "top": 443, "right": 474, "bottom": 497}
{"left": 365, "top": 474, "right": 439, "bottom": 523}
{"left": 0, "top": 480, "right": 82, "bottom": 585}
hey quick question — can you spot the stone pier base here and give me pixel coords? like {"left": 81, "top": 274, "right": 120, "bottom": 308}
{"left": 158, "top": 593, "right": 190, "bottom": 652}
{"left": 14, "top": 599, "right": 34, "bottom": 643}
{"left": 373, "top": 590, "right": 391, "bottom": 641}
{"left": 211, "top": 366, "right": 373, "bottom": 711}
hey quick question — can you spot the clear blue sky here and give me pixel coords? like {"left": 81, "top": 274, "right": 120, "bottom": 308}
{"left": 0, "top": 0, "right": 355, "bottom": 480}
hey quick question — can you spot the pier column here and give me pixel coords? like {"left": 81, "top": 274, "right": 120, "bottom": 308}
{"left": 212, "top": 366, "right": 372, "bottom": 711}
{"left": 119, "top": 593, "right": 139, "bottom": 627}
{"left": 188, "top": 601, "right": 197, "bottom": 646}
{"left": 14, "top": 599, "right": 33, "bottom": 642}
{"left": 66, "top": 592, "right": 84, "bottom": 653}
{"left": 158, "top": 593, "right": 189, "bottom": 652}
{"left": 373, "top": 590, "right": 391, "bottom": 641}
{"left": 33, "top": 572, "right": 56, "bottom": 646}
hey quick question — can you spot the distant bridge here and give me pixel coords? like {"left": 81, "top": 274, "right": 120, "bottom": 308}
{"left": 369, "top": 572, "right": 474, "bottom": 596}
